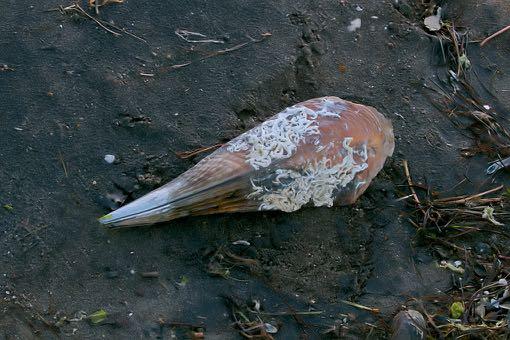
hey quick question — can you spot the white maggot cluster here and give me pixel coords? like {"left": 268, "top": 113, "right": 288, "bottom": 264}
{"left": 226, "top": 99, "right": 342, "bottom": 169}
{"left": 248, "top": 138, "right": 368, "bottom": 212}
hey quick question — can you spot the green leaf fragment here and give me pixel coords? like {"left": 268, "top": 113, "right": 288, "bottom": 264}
{"left": 89, "top": 309, "right": 108, "bottom": 324}
{"left": 450, "top": 301, "right": 464, "bottom": 319}
{"left": 177, "top": 275, "right": 188, "bottom": 287}
{"left": 458, "top": 54, "right": 471, "bottom": 69}
{"left": 3, "top": 204, "right": 13, "bottom": 212}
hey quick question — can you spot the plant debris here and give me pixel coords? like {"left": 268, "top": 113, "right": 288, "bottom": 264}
{"left": 54, "top": 4, "right": 146, "bottom": 43}
{"left": 157, "top": 319, "right": 205, "bottom": 339}
{"left": 402, "top": 161, "right": 510, "bottom": 338}
{"left": 159, "top": 33, "right": 271, "bottom": 73}
{"left": 480, "top": 24, "right": 510, "bottom": 47}
{"left": 88, "top": 0, "right": 123, "bottom": 14}
{"left": 203, "top": 245, "right": 259, "bottom": 280}
{"left": 175, "top": 29, "right": 225, "bottom": 44}
{"left": 222, "top": 295, "right": 323, "bottom": 339}
{"left": 88, "top": 309, "right": 108, "bottom": 324}
{"left": 340, "top": 300, "right": 380, "bottom": 314}
{"left": 175, "top": 143, "right": 223, "bottom": 159}
{"left": 422, "top": 15, "right": 510, "bottom": 160}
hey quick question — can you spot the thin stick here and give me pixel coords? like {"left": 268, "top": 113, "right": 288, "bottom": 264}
{"left": 175, "top": 143, "right": 223, "bottom": 159}
{"left": 63, "top": 4, "right": 120, "bottom": 36}
{"left": 250, "top": 310, "right": 323, "bottom": 316}
{"left": 340, "top": 300, "right": 380, "bottom": 313}
{"left": 162, "top": 33, "right": 271, "bottom": 72}
{"left": 59, "top": 152, "right": 68, "bottom": 177}
{"left": 433, "top": 185, "right": 503, "bottom": 205}
{"left": 60, "top": 4, "right": 146, "bottom": 43}
{"left": 403, "top": 160, "right": 421, "bottom": 206}
{"left": 480, "top": 25, "right": 510, "bottom": 47}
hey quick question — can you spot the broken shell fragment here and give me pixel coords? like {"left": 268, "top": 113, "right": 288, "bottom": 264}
{"left": 99, "top": 96, "right": 394, "bottom": 227}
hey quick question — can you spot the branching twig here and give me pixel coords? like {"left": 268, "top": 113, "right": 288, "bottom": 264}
{"left": 161, "top": 33, "right": 272, "bottom": 73}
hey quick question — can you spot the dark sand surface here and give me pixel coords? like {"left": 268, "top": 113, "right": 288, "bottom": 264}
{"left": 1, "top": 0, "right": 509, "bottom": 338}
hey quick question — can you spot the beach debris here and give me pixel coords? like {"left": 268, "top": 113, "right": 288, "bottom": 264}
{"left": 458, "top": 54, "right": 470, "bottom": 69}
{"left": 55, "top": 4, "right": 146, "bottom": 42}
{"left": 481, "top": 24, "right": 510, "bottom": 47}
{"left": 141, "top": 271, "right": 159, "bottom": 278}
{"left": 161, "top": 33, "right": 271, "bottom": 73}
{"left": 88, "top": 309, "right": 108, "bottom": 324}
{"left": 439, "top": 260, "right": 465, "bottom": 274}
{"left": 223, "top": 295, "right": 275, "bottom": 339}
{"left": 175, "top": 143, "right": 223, "bottom": 159}
{"left": 204, "top": 245, "right": 259, "bottom": 279}
{"left": 106, "top": 191, "right": 127, "bottom": 207}
{"left": 423, "top": 7, "right": 442, "bottom": 31}
{"left": 0, "top": 64, "right": 14, "bottom": 72}
{"left": 175, "top": 275, "right": 188, "bottom": 287}
{"left": 88, "top": 0, "right": 123, "bottom": 15}
{"left": 264, "top": 323, "right": 278, "bottom": 334}
{"left": 174, "top": 29, "right": 225, "bottom": 44}
{"left": 158, "top": 319, "right": 206, "bottom": 339}
{"left": 482, "top": 206, "right": 504, "bottom": 226}
{"left": 340, "top": 300, "right": 380, "bottom": 313}
{"left": 423, "top": 19, "right": 510, "bottom": 158}
{"left": 88, "top": 0, "right": 123, "bottom": 10}
{"left": 99, "top": 97, "right": 394, "bottom": 227}
{"left": 347, "top": 18, "right": 362, "bottom": 32}
{"left": 104, "top": 154, "right": 115, "bottom": 164}
{"left": 486, "top": 156, "right": 510, "bottom": 175}
{"left": 223, "top": 295, "right": 321, "bottom": 339}
{"left": 3, "top": 204, "right": 13, "bottom": 212}
{"left": 450, "top": 302, "right": 464, "bottom": 319}
{"left": 391, "top": 310, "right": 426, "bottom": 340}
{"left": 232, "top": 240, "right": 251, "bottom": 246}
{"left": 403, "top": 161, "right": 510, "bottom": 338}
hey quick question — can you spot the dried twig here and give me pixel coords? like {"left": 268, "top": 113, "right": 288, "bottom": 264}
{"left": 340, "top": 300, "right": 380, "bottom": 313}
{"left": 63, "top": 4, "right": 120, "bottom": 36}
{"left": 161, "top": 33, "right": 272, "bottom": 73}
{"left": 175, "top": 29, "right": 225, "bottom": 44}
{"left": 58, "top": 4, "right": 146, "bottom": 43}
{"left": 175, "top": 143, "right": 223, "bottom": 159}
{"left": 480, "top": 25, "right": 510, "bottom": 47}
{"left": 402, "top": 160, "right": 421, "bottom": 206}
{"left": 58, "top": 152, "right": 68, "bottom": 177}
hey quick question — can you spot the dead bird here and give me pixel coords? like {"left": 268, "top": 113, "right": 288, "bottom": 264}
{"left": 99, "top": 97, "right": 394, "bottom": 227}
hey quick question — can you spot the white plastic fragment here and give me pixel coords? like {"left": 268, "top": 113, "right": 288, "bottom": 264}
{"left": 264, "top": 323, "right": 278, "bottom": 334}
{"left": 424, "top": 7, "right": 442, "bottom": 31}
{"left": 104, "top": 154, "right": 116, "bottom": 164}
{"left": 453, "top": 260, "right": 462, "bottom": 267}
{"left": 483, "top": 104, "right": 491, "bottom": 110}
{"left": 348, "top": 18, "right": 362, "bottom": 32}
{"left": 498, "top": 278, "right": 508, "bottom": 286}
{"left": 232, "top": 240, "right": 251, "bottom": 246}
